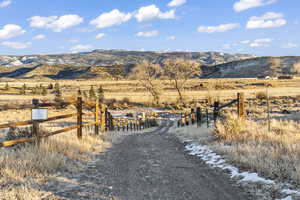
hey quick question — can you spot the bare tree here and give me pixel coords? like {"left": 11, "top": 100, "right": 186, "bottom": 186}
{"left": 162, "top": 58, "right": 201, "bottom": 103}
{"left": 130, "top": 61, "right": 162, "bottom": 105}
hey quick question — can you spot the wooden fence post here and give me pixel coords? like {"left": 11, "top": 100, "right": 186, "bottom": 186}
{"left": 191, "top": 108, "right": 195, "bottom": 125}
{"left": 100, "top": 104, "right": 106, "bottom": 132}
{"left": 77, "top": 97, "right": 83, "bottom": 140}
{"left": 181, "top": 113, "right": 185, "bottom": 127}
{"left": 32, "top": 99, "right": 40, "bottom": 146}
{"left": 213, "top": 101, "right": 220, "bottom": 125}
{"left": 206, "top": 108, "right": 209, "bottom": 128}
{"left": 237, "top": 93, "right": 245, "bottom": 118}
{"left": 266, "top": 87, "right": 271, "bottom": 132}
{"left": 196, "top": 107, "right": 202, "bottom": 127}
{"left": 94, "top": 98, "right": 100, "bottom": 135}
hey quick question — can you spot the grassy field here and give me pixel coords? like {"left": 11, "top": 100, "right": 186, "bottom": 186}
{"left": 0, "top": 78, "right": 300, "bottom": 104}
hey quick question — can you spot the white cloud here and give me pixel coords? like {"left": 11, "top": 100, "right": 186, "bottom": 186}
{"left": 167, "top": 36, "right": 176, "bottom": 40}
{"left": 70, "top": 44, "right": 93, "bottom": 52}
{"left": 197, "top": 23, "right": 239, "bottom": 33}
{"left": 250, "top": 38, "right": 272, "bottom": 47}
{"left": 0, "top": 0, "right": 11, "bottom": 8}
{"left": 167, "top": 0, "right": 186, "bottom": 7}
{"left": 33, "top": 34, "right": 46, "bottom": 40}
{"left": 136, "top": 30, "right": 159, "bottom": 37}
{"left": 90, "top": 9, "right": 132, "bottom": 29}
{"left": 95, "top": 33, "right": 106, "bottom": 39}
{"left": 28, "top": 15, "right": 84, "bottom": 32}
{"left": 233, "top": 0, "right": 276, "bottom": 12}
{"left": 135, "top": 5, "right": 175, "bottom": 22}
{"left": 1, "top": 41, "right": 31, "bottom": 49}
{"left": 0, "top": 24, "right": 25, "bottom": 39}
{"left": 282, "top": 42, "right": 298, "bottom": 49}
{"left": 246, "top": 12, "right": 286, "bottom": 29}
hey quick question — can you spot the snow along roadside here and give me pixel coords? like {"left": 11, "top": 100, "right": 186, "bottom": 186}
{"left": 181, "top": 138, "right": 300, "bottom": 200}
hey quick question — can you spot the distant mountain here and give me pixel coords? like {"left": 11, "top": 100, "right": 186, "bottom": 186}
{"left": 0, "top": 49, "right": 254, "bottom": 67}
{"left": 201, "top": 56, "right": 300, "bottom": 78}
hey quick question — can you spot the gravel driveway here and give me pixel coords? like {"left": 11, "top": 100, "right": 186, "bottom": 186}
{"left": 41, "top": 120, "right": 250, "bottom": 200}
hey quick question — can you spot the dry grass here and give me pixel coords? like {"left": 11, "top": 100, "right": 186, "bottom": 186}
{"left": 171, "top": 113, "right": 300, "bottom": 186}
{"left": 171, "top": 124, "right": 213, "bottom": 143}
{"left": 0, "top": 126, "right": 109, "bottom": 200}
{"left": 1, "top": 78, "right": 300, "bottom": 105}
{"left": 215, "top": 113, "right": 300, "bottom": 185}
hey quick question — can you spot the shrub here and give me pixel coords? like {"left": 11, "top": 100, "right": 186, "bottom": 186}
{"left": 121, "top": 97, "right": 130, "bottom": 104}
{"left": 5, "top": 127, "right": 35, "bottom": 141}
{"left": 256, "top": 91, "right": 267, "bottom": 100}
{"left": 4, "top": 82, "right": 9, "bottom": 90}
{"left": 47, "top": 83, "right": 54, "bottom": 89}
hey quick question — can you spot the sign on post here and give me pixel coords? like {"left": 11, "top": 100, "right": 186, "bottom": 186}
{"left": 32, "top": 109, "right": 48, "bottom": 120}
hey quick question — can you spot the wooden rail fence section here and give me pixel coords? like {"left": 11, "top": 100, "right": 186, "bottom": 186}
{"left": 177, "top": 93, "right": 245, "bottom": 128}
{"left": 0, "top": 97, "right": 158, "bottom": 148}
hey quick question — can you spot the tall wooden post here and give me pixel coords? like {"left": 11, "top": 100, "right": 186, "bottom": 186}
{"left": 213, "top": 101, "right": 220, "bottom": 125}
{"left": 206, "top": 108, "right": 209, "bottom": 128}
{"left": 77, "top": 97, "right": 83, "bottom": 140}
{"left": 100, "top": 104, "right": 106, "bottom": 132}
{"left": 191, "top": 108, "right": 195, "bottom": 125}
{"left": 237, "top": 93, "right": 245, "bottom": 118}
{"left": 266, "top": 88, "right": 271, "bottom": 132}
{"left": 181, "top": 113, "right": 185, "bottom": 127}
{"left": 32, "top": 99, "right": 40, "bottom": 146}
{"left": 94, "top": 98, "right": 100, "bottom": 135}
{"left": 196, "top": 107, "right": 202, "bottom": 127}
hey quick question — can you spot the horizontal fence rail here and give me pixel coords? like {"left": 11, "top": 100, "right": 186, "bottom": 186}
{"left": 0, "top": 95, "right": 158, "bottom": 148}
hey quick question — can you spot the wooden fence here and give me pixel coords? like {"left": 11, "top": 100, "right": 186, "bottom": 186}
{"left": 177, "top": 93, "right": 245, "bottom": 128}
{"left": 0, "top": 97, "right": 158, "bottom": 148}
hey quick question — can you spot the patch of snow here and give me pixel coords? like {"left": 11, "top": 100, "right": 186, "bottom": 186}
{"left": 276, "top": 196, "right": 293, "bottom": 200}
{"left": 184, "top": 141, "right": 300, "bottom": 200}
{"left": 239, "top": 172, "right": 274, "bottom": 184}
{"left": 282, "top": 189, "right": 300, "bottom": 196}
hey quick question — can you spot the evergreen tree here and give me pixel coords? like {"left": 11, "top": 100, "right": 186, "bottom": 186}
{"left": 32, "top": 87, "right": 37, "bottom": 95}
{"left": 36, "top": 85, "right": 41, "bottom": 95}
{"left": 41, "top": 86, "right": 47, "bottom": 96}
{"left": 20, "top": 83, "right": 26, "bottom": 95}
{"left": 89, "top": 85, "right": 96, "bottom": 100}
{"left": 77, "top": 89, "right": 82, "bottom": 97}
{"left": 97, "top": 86, "right": 104, "bottom": 101}
{"left": 54, "top": 83, "right": 60, "bottom": 91}
{"left": 54, "top": 83, "right": 62, "bottom": 98}
{"left": 4, "top": 83, "right": 9, "bottom": 91}
{"left": 47, "top": 83, "right": 54, "bottom": 89}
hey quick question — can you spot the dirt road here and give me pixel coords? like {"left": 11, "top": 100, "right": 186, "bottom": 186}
{"left": 42, "top": 120, "right": 250, "bottom": 200}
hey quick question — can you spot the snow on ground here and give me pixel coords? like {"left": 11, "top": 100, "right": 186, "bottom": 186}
{"left": 184, "top": 141, "right": 300, "bottom": 200}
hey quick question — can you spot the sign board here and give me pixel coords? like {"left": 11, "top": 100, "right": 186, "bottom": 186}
{"left": 32, "top": 109, "right": 48, "bottom": 120}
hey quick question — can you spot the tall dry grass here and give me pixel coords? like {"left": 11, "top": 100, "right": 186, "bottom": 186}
{"left": 215, "top": 114, "right": 300, "bottom": 184}
{"left": 0, "top": 127, "right": 108, "bottom": 200}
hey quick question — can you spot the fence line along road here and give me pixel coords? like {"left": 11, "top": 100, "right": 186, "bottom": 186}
{"left": 177, "top": 92, "right": 245, "bottom": 128}
{"left": 0, "top": 96, "right": 158, "bottom": 148}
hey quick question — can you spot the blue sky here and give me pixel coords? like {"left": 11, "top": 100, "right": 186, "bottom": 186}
{"left": 0, "top": 0, "right": 298, "bottom": 56}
